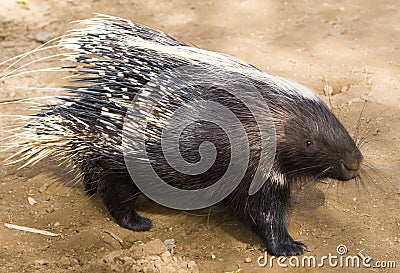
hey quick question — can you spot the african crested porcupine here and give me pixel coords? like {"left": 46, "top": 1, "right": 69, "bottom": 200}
{"left": 2, "top": 15, "right": 363, "bottom": 256}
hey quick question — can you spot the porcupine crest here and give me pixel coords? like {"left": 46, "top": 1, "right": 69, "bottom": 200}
{"left": 2, "top": 14, "right": 322, "bottom": 192}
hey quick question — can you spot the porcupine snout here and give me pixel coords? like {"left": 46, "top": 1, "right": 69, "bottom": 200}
{"left": 339, "top": 149, "right": 363, "bottom": 180}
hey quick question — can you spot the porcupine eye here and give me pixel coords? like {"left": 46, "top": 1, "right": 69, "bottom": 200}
{"left": 305, "top": 140, "right": 313, "bottom": 146}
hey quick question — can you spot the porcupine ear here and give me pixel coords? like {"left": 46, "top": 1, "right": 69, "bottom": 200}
{"left": 281, "top": 114, "right": 300, "bottom": 139}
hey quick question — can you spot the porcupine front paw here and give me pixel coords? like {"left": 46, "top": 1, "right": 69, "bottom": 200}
{"left": 265, "top": 236, "right": 306, "bottom": 256}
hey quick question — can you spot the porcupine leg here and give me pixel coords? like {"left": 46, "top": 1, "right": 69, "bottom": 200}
{"left": 97, "top": 177, "right": 151, "bottom": 231}
{"left": 255, "top": 183, "right": 305, "bottom": 256}
{"left": 95, "top": 173, "right": 151, "bottom": 232}
{"left": 236, "top": 182, "right": 305, "bottom": 256}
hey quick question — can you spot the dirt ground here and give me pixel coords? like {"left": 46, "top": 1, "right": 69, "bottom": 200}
{"left": 0, "top": 0, "right": 399, "bottom": 272}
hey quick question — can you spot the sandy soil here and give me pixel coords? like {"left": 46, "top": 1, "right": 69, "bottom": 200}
{"left": 0, "top": 0, "right": 399, "bottom": 272}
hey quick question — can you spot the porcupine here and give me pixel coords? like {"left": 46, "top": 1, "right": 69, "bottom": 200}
{"left": 2, "top": 15, "right": 363, "bottom": 256}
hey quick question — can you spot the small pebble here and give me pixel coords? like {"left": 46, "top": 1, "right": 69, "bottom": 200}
{"left": 340, "top": 85, "right": 350, "bottom": 93}
{"left": 347, "top": 97, "right": 362, "bottom": 105}
{"left": 187, "top": 260, "right": 197, "bottom": 269}
{"left": 161, "top": 251, "right": 171, "bottom": 262}
{"left": 34, "top": 31, "right": 53, "bottom": 43}
{"left": 184, "top": 226, "right": 199, "bottom": 235}
{"left": 34, "top": 260, "right": 48, "bottom": 266}
{"left": 164, "top": 239, "right": 176, "bottom": 248}
{"left": 164, "top": 238, "right": 176, "bottom": 253}
{"left": 28, "top": 196, "right": 37, "bottom": 206}
{"left": 46, "top": 205, "right": 55, "bottom": 213}
{"left": 244, "top": 257, "right": 252, "bottom": 263}
{"left": 38, "top": 183, "right": 49, "bottom": 193}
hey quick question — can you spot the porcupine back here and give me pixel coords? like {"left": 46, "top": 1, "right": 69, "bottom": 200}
{"left": 4, "top": 14, "right": 317, "bottom": 186}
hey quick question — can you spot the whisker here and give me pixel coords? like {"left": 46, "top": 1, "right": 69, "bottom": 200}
{"left": 314, "top": 166, "right": 333, "bottom": 180}
{"left": 285, "top": 165, "right": 316, "bottom": 175}
{"left": 361, "top": 161, "right": 381, "bottom": 175}
{"left": 353, "top": 100, "right": 368, "bottom": 145}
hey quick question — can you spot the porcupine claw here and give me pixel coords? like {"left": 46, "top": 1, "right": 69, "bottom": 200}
{"left": 117, "top": 211, "right": 152, "bottom": 232}
{"left": 266, "top": 236, "right": 306, "bottom": 256}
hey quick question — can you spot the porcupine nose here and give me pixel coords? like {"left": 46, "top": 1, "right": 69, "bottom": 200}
{"left": 339, "top": 149, "right": 363, "bottom": 180}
